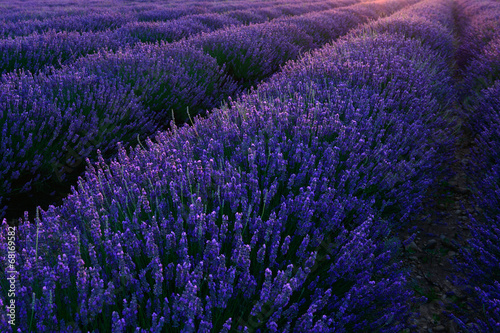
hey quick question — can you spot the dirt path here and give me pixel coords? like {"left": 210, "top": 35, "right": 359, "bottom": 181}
{"left": 397, "top": 1, "right": 482, "bottom": 330}
{"left": 400, "top": 113, "right": 478, "bottom": 332}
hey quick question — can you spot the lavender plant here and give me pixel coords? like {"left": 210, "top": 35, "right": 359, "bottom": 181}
{"left": 249, "top": 33, "right": 455, "bottom": 227}
{"left": 454, "top": 0, "right": 500, "bottom": 69}
{"left": 274, "top": 8, "right": 366, "bottom": 47}
{"left": 0, "top": 30, "right": 138, "bottom": 75}
{"left": 225, "top": 9, "right": 271, "bottom": 25}
{"left": 349, "top": 0, "right": 455, "bottom": 61}
{"left": 185, "top": 13, "right": 241, "bottom": 30}
{"left": 187, "top": 21, "right": 314, "bottom": 86}
{"left": 135, "top": 6, "right": 208, "bottom": 22}
{"left": 0, "top": 68, "right": 159, "bottom": 220}
{"left": 462, "top": 36, "right": 500, "bottom": 100}
{"left": 69, "top": 42, "right": 238, "bottom": 124}
{"left": 117, "top": 19, "right": 212, "bottom": 44}
{"left": 0, "top": 12, "right": 134, "bottom": 38}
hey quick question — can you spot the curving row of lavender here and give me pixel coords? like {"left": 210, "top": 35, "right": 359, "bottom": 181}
{"left": 448, "top": 0, "right": 500, "bottom": 331}
{"left": 350, "top": 0, "right": 455, "bottom": 60}
{"left": 0, "top": 12, "right": 133, "bottom": 38}
{"left": 0, "top": 0, "right": 418, "bottom": 222}
{"left": 449, "top": 0, "right": 500, "bottom": 70}
{"left": 0, "top": 0, "right": 459, "bottom": 331}
{"left": 0, "top": 0, "right": 297, "bottom": 25}
{"left": 455, "top": 0, "right": 500, "bottom": 105}
{"left": 0, "top": 0, "right": 337, "bottom": 39}
{"left": 0, "top": 0, "right": 131, "bottom": 22}
{"left": 0, "top": 0, "right": 361, "bottom": 76}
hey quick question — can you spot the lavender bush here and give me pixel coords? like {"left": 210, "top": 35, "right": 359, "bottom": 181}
{"left": 136, "top": 6, "right": 208, "bottom": 22}
{"left": 462, "top": 36, "right": 500, "bottom": 100}
{"left": 349, "top": 0, "right": 455, "bottom": 61}
{"left": 225, "top": 9, "right": 272, "bottom": 25}
{"left": 0, "top": 0, "right": 125, "bottom": 22}
{"left": 224, "top": 0, "right": 348, "bottom": 24}
{"left": 455, "top": 0, "right": 500, "bottom": 69}
{"left": 184, "top": 13, "right": 241, "bottom": 30}
{"left": 117, "top": 19, "right": 212, "bottom": 44}
{"left": 250, "top": 37, "right": 455, "bottom": 228}
{"left": 274, "top": 8, "right": 366, "bottom": 48}
{"left": 187, "top": 22, "right": 314, "bottom": 86}
{"left": 0, "top": 30, "right": 138, "bottom": 75}
{"left": 69, "top": 42, "right": 237, "bottom": 124}
{"left": 285, "top": 0, "right": 422, "bottom": 48}
{"left": 0, "top": 69, "right": 157, "bottom": 221}
{"left": 0, "top": 40, "right": 239, "bottom": 219}
{"left": 132, "top": 0, "right": 335, "bottom": 23}
{"left": 0, "top": 12, "right": 134, "bottom": 39}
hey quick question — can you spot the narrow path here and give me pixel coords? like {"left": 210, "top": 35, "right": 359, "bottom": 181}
{"left": 399, "top": 1, "right": 479, "bottom": 331}
{"left": 400, "top": 114, "right": 477, "bottom": 332}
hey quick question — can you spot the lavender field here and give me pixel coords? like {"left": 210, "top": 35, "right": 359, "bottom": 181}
{"left": 0, "top": 0, "right": 499, "bottom": 331}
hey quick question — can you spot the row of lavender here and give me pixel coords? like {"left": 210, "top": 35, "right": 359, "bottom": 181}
{"left": 0, "top": 0, "right": 337, "bottom": 38}
{"left": 0, "top": 0, "right": 417, "bottom": 222}
{"left": 0, "top": 0, "right": 360, "bottom": 75}
{"left": 0, "top": 0, "right": 298, "bottom": 25}
{"left": 449, "top": 0, "right": 500, "bottom": 331}
{"left": 0, "top": 0, "right": 458, "bottom": 331}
